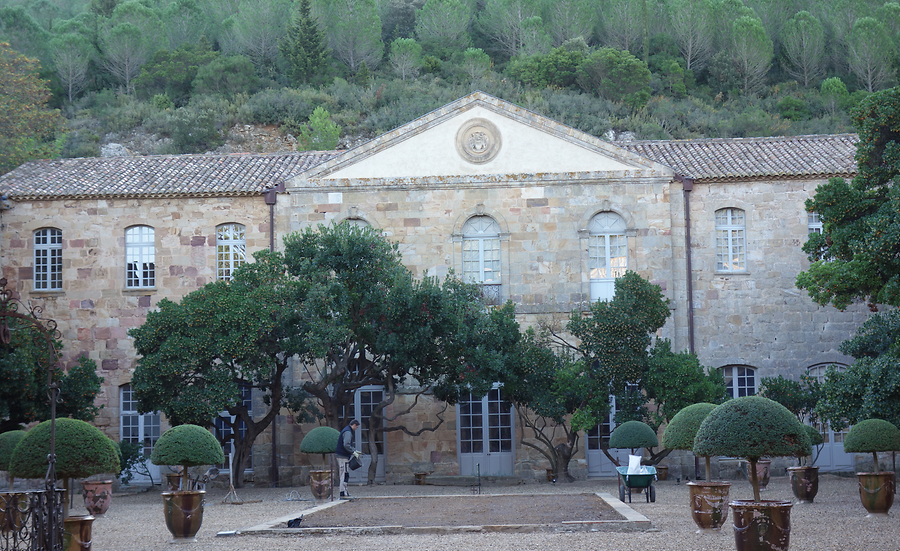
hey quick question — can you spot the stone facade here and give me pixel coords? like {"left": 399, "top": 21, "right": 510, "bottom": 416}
{"left": 0, "top": 92, "right": 870, "bottom": 484}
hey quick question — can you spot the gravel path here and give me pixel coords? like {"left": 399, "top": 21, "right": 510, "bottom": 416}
{"left": 73, "top": 473, "right": 897, "bottom": 551}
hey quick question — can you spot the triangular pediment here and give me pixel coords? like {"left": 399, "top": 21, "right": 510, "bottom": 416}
{"left": 291, "top": 92, "right": 673, "bottom": 186}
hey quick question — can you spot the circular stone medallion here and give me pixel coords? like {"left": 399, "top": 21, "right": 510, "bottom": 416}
{"left": 456, "top": 118, "right": 502, "bottom": 164}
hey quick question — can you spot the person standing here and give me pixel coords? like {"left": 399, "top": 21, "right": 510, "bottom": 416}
{"left": 335, "top": 419, "right": 361, "bottom": 499}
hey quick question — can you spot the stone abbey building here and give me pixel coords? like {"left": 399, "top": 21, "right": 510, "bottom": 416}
{"left": 0, "top": 92, "right": 870, "bottom": 485}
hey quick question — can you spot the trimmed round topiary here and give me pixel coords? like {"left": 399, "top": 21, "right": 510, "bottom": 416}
{"left": 804, "top": 424, "right": 824, "bottom": 447}
{"left": 694, "top": 396, "right": 811, "bottom": 461}
{"left": 844, "top": 419, "right": 900, "bottom": 453}
{"left": 300, "top": 426, "right": 340, "bottom": 455}
{"left": 609, "top": 420, "right": 659, "bottom": 450}
{"left": 0, "top": 430, "right": 26, "bottom": 470}
{"left": 661, "top": 403, "right": 717, "bottom": 451}
{"left": 150, "top": 424, "right": 225, "bottom": 468}
{"left": 8, "top": 419, "right": 120, "bottom": 480}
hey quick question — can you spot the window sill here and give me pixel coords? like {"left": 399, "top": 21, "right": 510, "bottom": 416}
{"left": 123, "top": 287, "right": 157, "bottom": 294}
{"left": 715, "top": 271, "right": 750, "bottom": 276}
{"left": 29, "top": 290, "right": 65, "bottom": 297}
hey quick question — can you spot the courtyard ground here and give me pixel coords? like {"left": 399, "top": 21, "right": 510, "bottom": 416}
{"left": 72, "top": 473, "right": 898, "bottom": 551}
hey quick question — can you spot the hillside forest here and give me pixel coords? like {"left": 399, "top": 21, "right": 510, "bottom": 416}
{"left": 0, "top": 0, "right": 892, "bottom": 164}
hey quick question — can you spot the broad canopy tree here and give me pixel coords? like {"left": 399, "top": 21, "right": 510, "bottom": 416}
{"left": 130, "top": 223, "right": 516, "bottom": 485}
{"left": 501, "top": 271, "right": 723, "bottom": 480}
{"left": 798, "top": 87, "right": 900, "bottom": 433}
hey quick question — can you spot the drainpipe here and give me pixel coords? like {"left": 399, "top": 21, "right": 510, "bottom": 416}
{"left": 675, "top": 174, "right": 696, "bottom": 355}
{"left": 263, "top": 182, "right": 284, "bottom": 487}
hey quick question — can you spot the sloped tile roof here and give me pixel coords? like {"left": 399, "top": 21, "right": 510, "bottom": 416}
{"left": 620, "top": 133, "right": 858, "bottom": 182}
{"left": 0, "top": 151, "right": 339, "bottom": 200}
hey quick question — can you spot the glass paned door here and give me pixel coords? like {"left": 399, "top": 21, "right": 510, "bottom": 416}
{"left": 347, "top": 385, "right": 386, "bottom": 483}
{"left": 120, "top": 384, "right": 161, "bottom": 485}
{"left": 458, "top": 386, "right": 514, "bottom": 476}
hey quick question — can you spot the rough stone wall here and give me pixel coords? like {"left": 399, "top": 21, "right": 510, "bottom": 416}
{"left": 0, "top": 194, "right": 272, "bottom": 436}
{"left": 686, "top": 178, "right": 869, "bottom": 380}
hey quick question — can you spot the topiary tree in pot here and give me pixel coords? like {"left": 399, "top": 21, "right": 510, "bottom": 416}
{"left": 9, "top": 418, "right": 120, "bottom": 550}
{"left": 8, "top": 419, "right": 120, "bottom": 519}
{"left": 150, "top": 424, "right": 225, "bottom": 542}
{"left": 299, "top": 426, "right": 339, "bottom": 501}
{"left": 662, "top": 403, "right": 730, "bottom": 532}
{"left": 0, "top": 430, "right": 26, "bottom": 490}
{"left": 843, "top": 418, "right": 900, "bottom": 516}
{"left": 694, "top": 396, "right": 811, "bottom": 551}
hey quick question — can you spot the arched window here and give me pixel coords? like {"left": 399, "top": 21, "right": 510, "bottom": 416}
{"left": 34, "top": 227, "right": 62, "bottom": 290}
{"left": 721, "top": 365, "right": 757, "bottom": 398}
{"left": 125, "top": 226, "right": 155, "bottom": 288}
{"left": 588, "top": 212, "right": 627, "bottom": 301}
{"left": 343, "top": 218, "right": 371, "bottom": 229}
{"left": 715, "top": 208, "right": 746, "bottom": 272}
{"left": 216, "top": 223, "right": 246, "bottom": 281}
{"left": 807, "top": 212, "right": 823, "bottom": 235}
{"left": 462, "top": 216, "right": 501, "bottom": 304}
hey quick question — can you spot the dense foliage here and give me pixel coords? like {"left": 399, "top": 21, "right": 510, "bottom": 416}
{"left": 815, "top": 310, "right": 900, "bottom": 429}
{"left": 0, "top": 0, "right": 886, "bottom": 167}
{"left": 0, "top": 42, "right": 65, "bottom": 175}
{"left": 843, "top": 418, "right": 900, "bottom": 468}
{"left": 299, "top": 425, "right": 340, "bottom": 454}
{"left": 660, "top": 402, "right": 717, "bottom": 479}
{"left": 759, "top": 373, "right": 822, "bottom": 423}
{"left": 0, "top": 298, "right": 104, "bottom": 432}
{"left": 0, "top": 430, "right": 25, "bottom": 470}
{"left": 150, "top": 424, "right": 225, "bottom": 481}
{"left": 798, "top": 87, "right": 900, "bottom": 311}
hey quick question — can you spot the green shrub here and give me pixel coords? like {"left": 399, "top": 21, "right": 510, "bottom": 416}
{"left": 0, "top": 430, "right": 26, "bottom": 470}
{"left": 300, "top": 426, "right": 340, "bottom": 454}
{"left": 609, "top": 420, "right": 659, "bottom": 451}
{"left": 844, "top": 418, "right": 900, "bottom": 468}
{"left": 804, "top": 424, "right": 824, "bottom": 447}
{"left": 694, "top": 396, "right": 811, "bottom": 462}
{"left": 9, "top": 419, "right": 120, "bottom": 480}
{"left": 661, "top": 403, "right": 717, "bottom": 451}
{"left": 150, "top": 424, "right": 224, "bottom": 468}
{"left": 238, "top": 88, "right": 330, "bottom": 126}
{"left": 192, "top": 55, "right": 260, "bottom": 98}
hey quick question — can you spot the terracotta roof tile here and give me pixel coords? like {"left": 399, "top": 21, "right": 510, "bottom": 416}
{"left": 0, "top": 151, "right": 339, "bottom": 200}
{"left": 620, "top": 133, "right": 858, "bottom": 181}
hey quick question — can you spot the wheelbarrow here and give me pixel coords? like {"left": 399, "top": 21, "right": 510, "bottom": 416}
{"left": 616, "top": 465, "right": 657, "bottom": 503}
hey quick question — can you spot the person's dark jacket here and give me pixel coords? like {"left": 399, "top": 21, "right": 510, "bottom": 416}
{"left": 336, "top": 424, "right": 357, "bottom": 458}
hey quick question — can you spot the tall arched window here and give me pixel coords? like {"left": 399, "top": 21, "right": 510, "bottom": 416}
{"left": 125, "top": 226, "right": 155, "bottom": 288}
{"left": 462, "top": 216, "right": 501, "bottom": 304}
{"left": 589, "top": 212, "right": 627, "bottom": 302}
{"left": 216, "top": 223, "right": 246, "bottom": 281}
{"left": 34, "top": 227, "right": 62, "bottom": 291}
{"left": 720, "top": 365, "right": 757, "bottom": 398}
{"left": 715, "top": 208, "right": 746, "bottom": 272}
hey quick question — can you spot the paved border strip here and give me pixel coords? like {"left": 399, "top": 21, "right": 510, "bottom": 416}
{"left": 221, "top": 492, "right": 651, "bottom": 537}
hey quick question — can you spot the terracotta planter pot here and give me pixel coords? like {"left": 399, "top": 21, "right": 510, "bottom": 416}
{"left": 656, "top": 465, "right": 669, "bottom": 481}
{"left": 731, "top": 500, "right": 792, "bottom": 551}
{"left": 308, "top": 470, "right": 332, "bottom": 501}
{"left": 161, "top": 490, "right": 205, "bottom": 542}
{"left": 81, "top": 480, "right": 113, "bottom": 516}
{"left": 63, "top": 515, "right": 94, "bottom": 551}
{"left": 788, "top": 466, "right": 819, "bottom": 504}
{"left": 754, "top": 459, "right": 771, "bottom": 490}
{"left": 0, "top": 492, "right": 28, "bottom": 534}
{"left": 415, "top": 472, "right": 428, "bottom": 485}
{"left": 857, "top": 472, "right": 895, "bottom": 517}
{"left": 687, "top": 481, "right": 731, "bottom": 532}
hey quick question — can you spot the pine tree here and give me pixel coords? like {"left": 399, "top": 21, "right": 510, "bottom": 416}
{"left": 279, "top": 0, "right": 328, "bottom": 85}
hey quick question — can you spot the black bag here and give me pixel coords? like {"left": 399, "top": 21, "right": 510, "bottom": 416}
{"left": 348, "top": 455, "right": 362, "bottom": 471}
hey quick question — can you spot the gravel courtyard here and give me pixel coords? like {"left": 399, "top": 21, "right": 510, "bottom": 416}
{"left": 72, "top": 473, "right": 898, "bottom": 551}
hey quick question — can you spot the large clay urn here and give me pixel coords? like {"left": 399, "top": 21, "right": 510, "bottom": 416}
{"left": 63, "top": 514, "right": 94, "bottom": 551}
{"left": 309, "top": 470, "right": 333, "bottom": 501}
{"left": 788, "top": 466, "right": 819, "bottom": 503}
{"left": 687, "top": 481, "right": 731, "bottom": 532}
{"left": 81, "top": 480, "right": 113, "bottom": 516}
{"left": 753, "top": 459, "right": 771, "bottom": 490}
{"left": 731, "top": 500, "right": 792, "bottom": 551}
{"left": 857, "top": 472, "right": 895, "bottom": 517}
{"left": 162, "top": 490, "right": 206, "bottom": 542}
